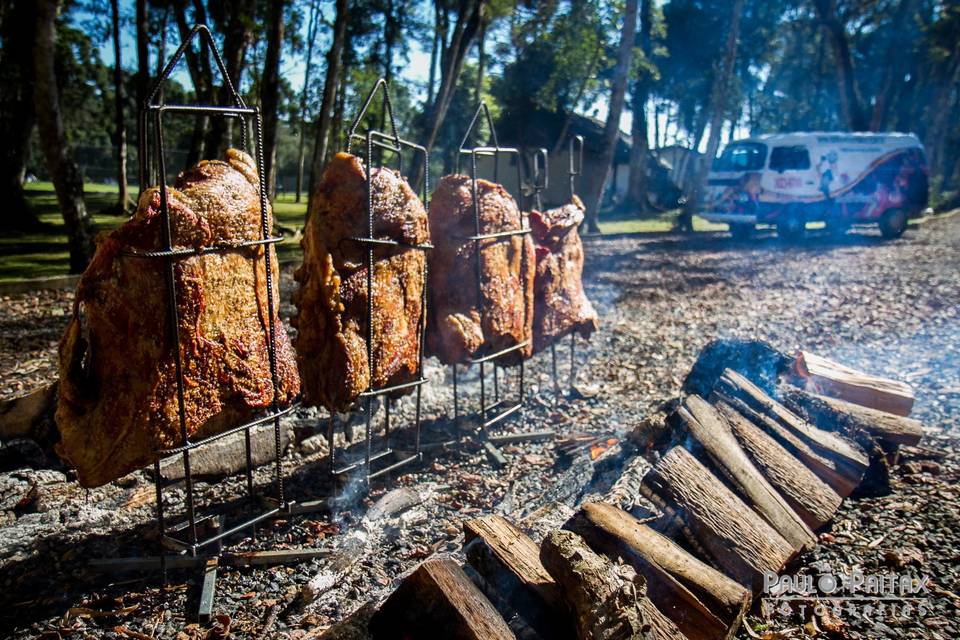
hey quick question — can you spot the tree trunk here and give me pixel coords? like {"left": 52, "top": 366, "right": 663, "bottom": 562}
{"left": 173, "top": 0, "right": 212, "bottom": 167}
{"left": 714, "top": 400, "right": 842, "bottom": 530}
{"left": 626, "top": 0, "right": 654, "bottom": 211}
{"left": 409, "top": 0, "right": 486, "bottom": 189}
{"left": 552, "top": 46, "right": 601, "bottom": 156}
{"left": 204, "top": 0, "right": 255, "bottom": 158}
{"left": 582, "top": 0, "right": 639, "bottom": 233}
{"left": 260, "top": 0, "right": 285, "bottom": 200}
{"left": 33, "top": 0, "right": 95, "bottom": 273}
{"left": 110, "top": 0, "right": 130, "bottom": 212}
{"left": 309, "top": 0, "right": 348, "bottom": 191}
{"left": 680, "top": 0, "right": 744, "bottom": 232}
{"left": 427, "top": 1, "right": 440, "bottom": 105}
{"left": 475, "top": 18, "right": 487, "bottom": 103}
{"left": 295, "top": 0, "right": 321, "bottom": 203}
{"left": 0, "top": 0, "right": 39, "bottom": 230}
{"left": 813, "top": 0, "right": 868, "bottom": 131}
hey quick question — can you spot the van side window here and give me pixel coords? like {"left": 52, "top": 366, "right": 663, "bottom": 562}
{"left": 769, "top": 146, "right": 811, "bottom": 171}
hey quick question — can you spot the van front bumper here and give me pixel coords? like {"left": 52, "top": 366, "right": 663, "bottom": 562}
{"left": 700, "top": 212, "right": 758, "bottom": 225}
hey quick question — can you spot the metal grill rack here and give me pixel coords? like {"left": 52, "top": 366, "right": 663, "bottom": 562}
{"left": 548, "top": 134, "right": 586, "bottom": 398}
{"left": 450, "top": 103, "right": 532, "bottom": 435}
{"left": 324, "top": 78, "right": 432, "bottom": 486}
{"left": 93, "top": 24, "right": 325, "bottom": 623}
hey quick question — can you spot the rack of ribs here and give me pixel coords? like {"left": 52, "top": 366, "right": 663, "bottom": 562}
{"left": 426, "top": 174, "right": 535, "bottom": 365}
{"left": 293, "top": 152, "right": 430, "bottom": 412}
{"left": 529, "top": 195, "right": 599, "bottom": 354}
{"left": 55, "top": 149, "right": 300, "bottom": 488}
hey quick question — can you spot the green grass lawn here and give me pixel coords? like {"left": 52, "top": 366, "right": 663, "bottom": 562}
{"left": 3, "top": 182, "right": 726, "bottom": 283}
{"left": 1, "top": 183, "right": 312, "bottom": 284}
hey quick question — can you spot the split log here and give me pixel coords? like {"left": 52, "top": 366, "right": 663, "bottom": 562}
{"left": 779, "top": 385, "right": 922, "bottom": 447}
{"left": 792, "top": 350, "right": 914, "bottom": 417}
{"left": 713, "top": 369, "right": 867, "bottom": 497}
{"left": 464, "top": 515, "right": 573, "bottom": 640}
{"left": 673, "top": 396, "right": 815, "bottom": 551}
{"left": 369, "top": 557, "right": 515, "bottom": 640}
{"left": 567, "top": 502, "right": 750, "bottom": 640}
{"left": 599, "top": 455, "right": 660, "bottom": 520}
{"left": 642, "top": 446, "right": 796, "bottom": 590}
{"left": 715, "top": 401, "right": 841, "bottom": 530}
{"left": 540, "top": 530, "right": 685, "bottom": 640}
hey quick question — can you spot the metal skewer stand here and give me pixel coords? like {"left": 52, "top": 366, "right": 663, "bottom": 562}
{"left": 87, "top": 24, "right": 327, "bottom": 623}
{"left": 450, "top": 103, "right": 532, "bottom": 437}
{"left": 323, "top": 78, "right": 432, "bottom": 489}
{"left": 548, "top": 135, "right": 586, "bottom": 399}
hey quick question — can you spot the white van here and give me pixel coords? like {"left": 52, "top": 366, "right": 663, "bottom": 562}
{"left": 700, "top": 132, "right": 928, "bottom": 239}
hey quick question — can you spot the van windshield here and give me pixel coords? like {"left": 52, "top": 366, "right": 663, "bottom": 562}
{"left": 712, "top": 142, "right": 767, "bottom": 172}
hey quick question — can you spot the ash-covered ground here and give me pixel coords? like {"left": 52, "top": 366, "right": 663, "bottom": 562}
{"left": 0, "top": 216, "right": 957, "bottom": 639}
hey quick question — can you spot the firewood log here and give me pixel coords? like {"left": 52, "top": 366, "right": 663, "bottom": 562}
{"left": 792, "top": 350, "right": 914, "bottom": 417}
{"left": 464, "top": 515, "right": 574, "bottom": 640}
{"left": 369, "top": 557, "right": 515, "bottom": 640}
{"left": 540, "top": 530, "right": 685, "bottom": 640}
{"left": 713, "top": 369, "right": 867, "bottom": 497}
{"left": 672, "top": 396, "right": 816, "bottom": 552}
{"left": 567, "top": 502, "right": 750, "bottom": 640}
{"left": 778, "top": 385, "right": 922, "bottom": 447}
{"left": 714, "top": 401, "right": 841, "bottom": 530}
{"left": 641, "top": 446, "right": 796, "bottom": 590}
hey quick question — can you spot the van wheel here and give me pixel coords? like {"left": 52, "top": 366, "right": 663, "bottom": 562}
{"left": 778, "top": 206, "right": 806, "bottom": 242}
{"left": 729, "top": 223, "right": 753, "bottom": 240}
{"left": 879, "top": 208, "right": 907, "bottom": 239}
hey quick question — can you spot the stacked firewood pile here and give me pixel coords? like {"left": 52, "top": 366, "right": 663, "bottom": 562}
{"left": 319, "top": 340, "right": 923, "bottom": 640}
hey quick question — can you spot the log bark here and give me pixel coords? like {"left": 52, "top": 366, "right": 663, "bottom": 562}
{"left": 778, "top": 385, "right": 922, "bottom": 447}
{"left": 714, "top": 400, "right": 841, "bottom": 530}
{"left": 540, "top": 530, "right": 684, "bottom": 640}
{"left": 369, "top": 557, "right": 515, "bottom": 640}
{"left": 567, "top": 502, "right": 749, "bottom": 640}
{"left": 464, "top": 515, "right": 573, "bottom": 640}
{"left": 674, "top": 396, "right": 815, "bottom": 551}
{"left": 714, "top": 369, "right": 867, "bottom": 496}
{"left": 600, "top": 455, "right": 660, "bottom": 519}
{"left": 792, "top": 350, "right": 915, "bottom": 417}
{"left": 642, "top": 446, "right": 796, "bottom": 590}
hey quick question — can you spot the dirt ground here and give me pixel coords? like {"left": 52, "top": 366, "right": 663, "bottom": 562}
{"left": 0, "top": 217, "right": 957, "bottom": 639}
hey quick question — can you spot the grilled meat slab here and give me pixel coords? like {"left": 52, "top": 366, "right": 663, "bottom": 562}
{"left": 529, "top": 195, "right": 599, "bottom": 353}
{"left": 427, "top": 174, "right": 535, "bottom": 365}
{"left": 293, "top": 153, "right": 429, "bottom": 411}
{"left": 55, "top": 149, "right": 300, "bottom": 487}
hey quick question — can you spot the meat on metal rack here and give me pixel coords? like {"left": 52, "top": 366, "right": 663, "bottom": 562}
{"left": 451, "top": 102, "right": 533, "bottom": 436}
{"left": 323, "top": 77, "right": 433, "bottom": 487}
{"left": 88, "top": 24, "right": 325, "bottom": 623}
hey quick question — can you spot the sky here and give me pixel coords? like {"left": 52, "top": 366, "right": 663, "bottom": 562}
{"left": 89, "top": 1, "right": 746, "bottom": 156}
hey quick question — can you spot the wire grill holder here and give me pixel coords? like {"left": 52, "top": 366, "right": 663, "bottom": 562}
{"left": 324, "top": 79, "right": 431, "bottom": 486}
{"left": 90, "top": 23, "right": 312, "bottom": 623}
{"left": 450, "top": 103, "right": 533, "bottom": 435}
{"left": 547, "top": 134, "right": 586, "bottom": 399}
